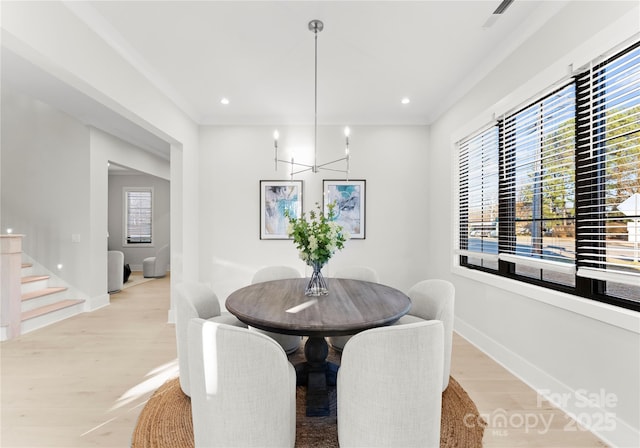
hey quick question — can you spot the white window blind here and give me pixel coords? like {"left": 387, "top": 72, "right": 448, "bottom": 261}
{"left": 125, "top": 188, "right": 153, "bottom": 244}
{"left": 576, "top": 44, "right": 640, "bottom": 287}
{"left": 457, "top": 41, "right": 640, "bottom": 308}
{"left": 459, "top": 126, "right": 499, "bottom": 259}
{"left": 500, "top": 83, "right": 577, "bottom": 273}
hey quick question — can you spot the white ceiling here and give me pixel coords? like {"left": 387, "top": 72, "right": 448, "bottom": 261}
{"left": 2, "top": 0, "right": 576, "bottom": 161}
{"left": 71, "top": 0, "right": 568, "bottom": 127}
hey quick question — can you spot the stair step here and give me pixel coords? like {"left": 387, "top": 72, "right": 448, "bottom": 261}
{"left": 21, "top": 263, "right": 34, "bottom": 277}
{"left": 22, "top": 287, "right": 67, "bottom": 301}
{"left": 22, "top": 275, "right": 50, "bottom": 284}
{"left": 21, "top": 287, "right": 70, "bottom": 312}
{"left": 21, "top": 299, "right": 84, "bottom": 322}
{"left": 21, "top": 275, "right": 52, "bottom": 294}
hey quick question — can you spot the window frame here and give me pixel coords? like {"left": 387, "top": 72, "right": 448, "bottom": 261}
{"left": 457, "top": 41, "right": 640, "bottom": 313}
{"left": 123, "top": 187, "right": 154, "bottom": 247}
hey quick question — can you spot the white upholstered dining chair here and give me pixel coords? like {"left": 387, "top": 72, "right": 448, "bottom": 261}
{"left": 337, "top": 320, "right": 444, "bottom": 447}
{"left": 327, "top": 265, "right": 380, "bottom": 352}
{"left": 188, "top": 319, "right": 296, "bottom": 447}
{"left": 175, "top": 282, "right": 246, "bottom": 397}
{"left": 250, "top": 265, "right": 302, "bottom": 354}
{"left": 395, "top": 278, "right": 455, "bottom": 391}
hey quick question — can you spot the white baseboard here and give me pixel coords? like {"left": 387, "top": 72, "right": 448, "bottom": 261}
{"left": 454, "top": 316, "right": 640, "bottom": 448}
{"left": 129, "top": 265, "right": 170, "bottom": 275}
{"left": 86, "top": 293, "right": 110, "bottom": 311}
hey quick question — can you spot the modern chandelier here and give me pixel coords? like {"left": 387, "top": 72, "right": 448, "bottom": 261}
{"left": 273, "top": 19, "right": 351, "bottom": 180}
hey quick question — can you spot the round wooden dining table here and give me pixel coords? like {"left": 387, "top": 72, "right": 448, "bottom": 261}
{"left": 226, "top": 277, "right": 411, "bottom": 416}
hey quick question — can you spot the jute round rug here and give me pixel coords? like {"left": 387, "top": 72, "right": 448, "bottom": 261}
{"left": 133, "top": 349, "right": 485, "bottom": 447}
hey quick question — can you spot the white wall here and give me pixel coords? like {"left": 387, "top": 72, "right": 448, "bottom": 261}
{"left": 1, "top": 0, "right": 201, "bottom": 307}
{"left": 108, "top": 172, "right": 170, "bottom": 269}
{"left": 427, "top": 2, "right": 640, "bottom": 447}
{"left": 0, "top": 87, "right": 172, "bottom": 307}
{"left": 1, "top": 88, "right": 94, "bottom": 298}
{"left": 198, "top": 124, "right": 430, "bottom": 302}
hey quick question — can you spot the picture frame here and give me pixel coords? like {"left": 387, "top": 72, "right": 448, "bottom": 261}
{"left": 323, "top": 179, "right": 366, "bottom": 239}
{"left": 260, "top": 180, "right": 303, "bottom": 239}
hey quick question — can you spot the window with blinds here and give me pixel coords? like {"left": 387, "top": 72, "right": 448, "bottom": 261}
{"left": 575, "top": 43, "right": 640, "bottom": 297}
{"left": 459, "top": 126, "right": 500, "bottom": 269}
{"left": 457, "top": 40, "right": 640, "bottom": 311}
{"left": 500, "top": 83, "right": 576, "bottom": 285}
{"left": 124, "top": 188, "right": 153, "bottom": 245}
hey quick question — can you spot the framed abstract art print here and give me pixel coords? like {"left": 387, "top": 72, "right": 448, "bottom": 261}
{"left": 323, "top": 179, "right": 366, "bottom": 239}
{"left": 260, "top": 180, "right": 303, "bottom": 239}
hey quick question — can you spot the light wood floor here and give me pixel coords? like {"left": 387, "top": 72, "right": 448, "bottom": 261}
{"left": 1, "top": 274, "right": 608, "bottom": 447}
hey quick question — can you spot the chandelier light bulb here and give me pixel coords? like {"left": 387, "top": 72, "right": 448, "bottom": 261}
{"left": 344, "top": 127, "right": 351, "bottom": 137}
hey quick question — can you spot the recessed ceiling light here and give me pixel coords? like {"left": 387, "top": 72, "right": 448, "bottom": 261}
{"left": 220, "top": 98, "right": 230, "bottom": 105}
{"left": 401, "top": 97, "right": 410, "bottom": 105}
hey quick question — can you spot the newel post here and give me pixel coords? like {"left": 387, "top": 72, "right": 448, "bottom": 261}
{"left": 1, "top": 234, "right": 24, "bottom": 341}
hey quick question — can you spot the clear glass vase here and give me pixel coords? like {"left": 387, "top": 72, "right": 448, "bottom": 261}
{"left": 305, "top": 261, "right": 329, "bottom": 296}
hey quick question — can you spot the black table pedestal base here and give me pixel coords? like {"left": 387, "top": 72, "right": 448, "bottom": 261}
{"left": 294, "top": 336, "right": 339, "bottom": 417}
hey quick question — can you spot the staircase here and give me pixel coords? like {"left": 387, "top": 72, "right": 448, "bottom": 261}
{"left": 19, "top": 263, "right": 85, "bottom": 335}
{"left": 1, "top": 235, "right": 89, "bottom": 341}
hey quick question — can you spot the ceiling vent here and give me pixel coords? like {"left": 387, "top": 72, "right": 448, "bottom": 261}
{"left": 483, "top": 0, "right": 515, "bottom": 28}
{"left": 493, "top": 0, "right": 515, "bottom": 15}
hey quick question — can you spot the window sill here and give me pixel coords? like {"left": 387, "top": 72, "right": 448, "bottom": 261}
{"left": 452, "top": 265, "right": 640, "bottom": 333}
